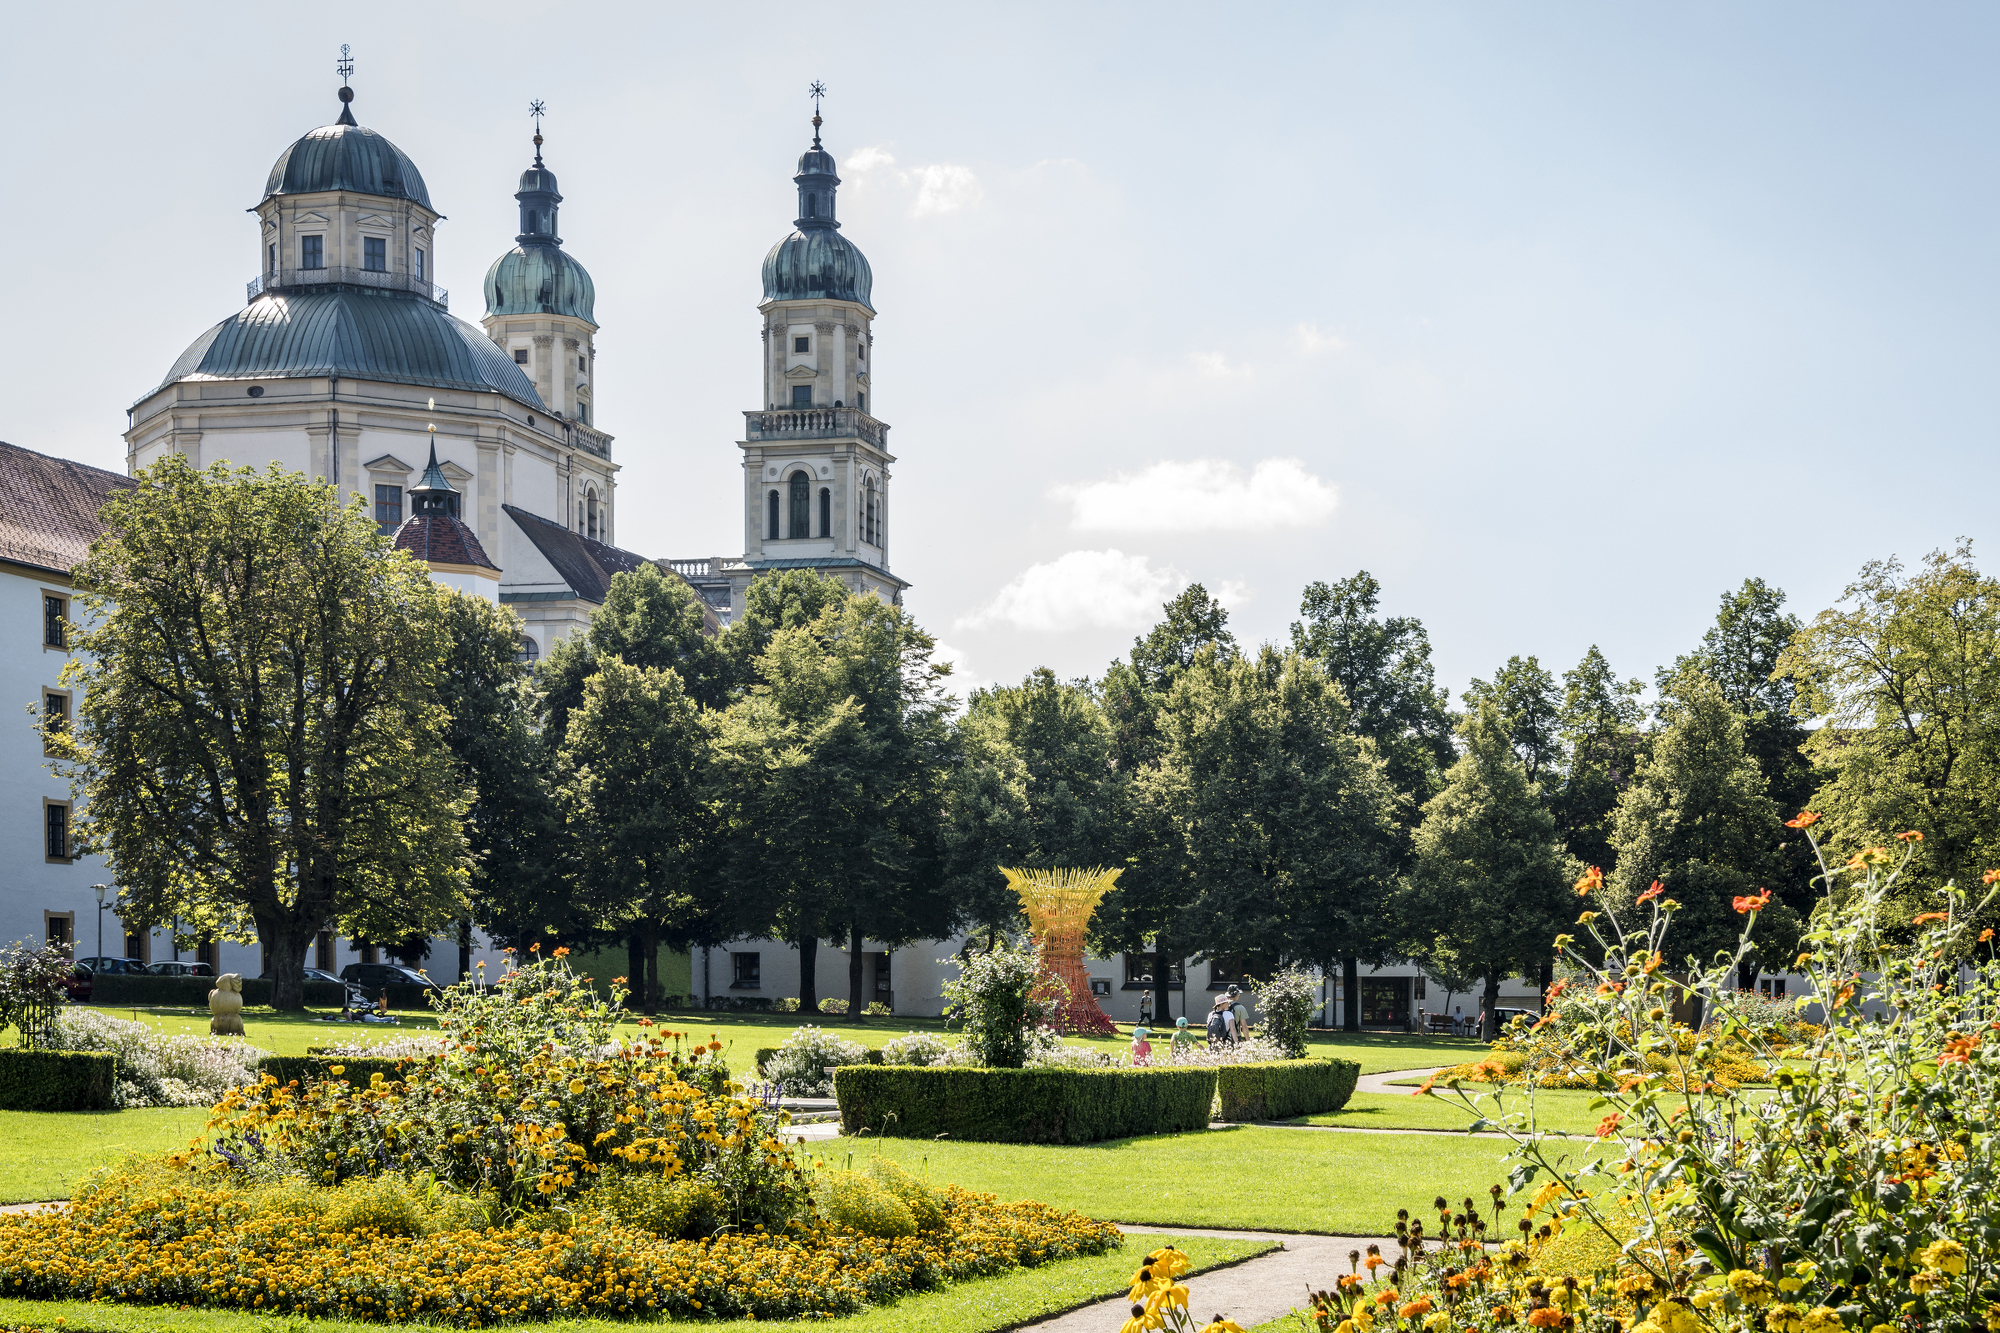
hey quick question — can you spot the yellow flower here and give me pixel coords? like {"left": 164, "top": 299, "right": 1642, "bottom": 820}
{"left": 1800, "top": 1308, "right": 1844, "bottom": 1333}
{"left": 1780, "top": 1278, "right": 1805, "bottom": 1293}
{"left": 1423, "top": 1313, "right": 1452, "bottom": 1333}
{"left": 1728, "top": 1271, "right": 1775, "bottom": 1306}
{"left": 1922, "top": 1240, "right": 1967, "bottom": 1275}
{"left": 1200, "top": 1321, "right": 1249, "bottom": 1333}
{"left": 1911, "top": 1270, "right": 1948, "bottom": 1295}
{"left": 568, "top": 1080, "right": 587, "bottom": 1095}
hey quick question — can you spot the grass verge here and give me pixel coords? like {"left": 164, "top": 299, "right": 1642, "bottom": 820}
{"left": 0, "top": 1109, "right": 213, "bottom": 1204}
{"left": 0, "top": 1231, "right": 1271, "bottom": 1333}
{"left": 1292, "top": 1089, "right": 1605, "bottom": 1135}
{"left": 808, "top": 1125, "right": 1607, "bottom": 1234}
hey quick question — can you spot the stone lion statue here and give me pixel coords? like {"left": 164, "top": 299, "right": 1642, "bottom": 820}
{"left": 209, "top": 973, "right": 245, "bottom": 1036}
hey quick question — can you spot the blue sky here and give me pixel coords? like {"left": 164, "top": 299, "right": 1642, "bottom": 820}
{"left": 6, "top": 3, "right": 1996, "bottom": 704}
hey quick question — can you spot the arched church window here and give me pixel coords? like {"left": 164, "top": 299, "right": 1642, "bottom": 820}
{"left": 515, "top": 634, "right": 541, "bottom": 665}
{"left": 767, "top": 490, "right": 780, "bottom": 539}
{"left": 819, "top": 487, "right": 831, "bottom": 538}
{"left": 788, "top": 472, "right": 811, "bottom": 539}
{"left": 807, "top": 193, "right": 818, "bottom": 218}
{"left": 584, "top": 487, "right": 600, "bottom": 541}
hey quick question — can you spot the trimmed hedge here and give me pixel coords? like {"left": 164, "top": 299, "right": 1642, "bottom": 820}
{"left": 255, "top": 1053, "right": 425, "bottom": 1088}
{"left": 84, "top": 975, "right": 357, "bottom": 1009}
{"left": 834, "top": 1065, "right": 1216, "bottom": 1143}
{"left": 1215, "top": 1057, "right": 1359, "bottom": 1121}
{"left": 0, "top": 1049, "right": 117, "bottom": 1110}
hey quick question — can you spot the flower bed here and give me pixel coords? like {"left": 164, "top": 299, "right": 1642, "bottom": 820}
{"left": 0, "top": 1171, "right": 1118, "bottom": 1325}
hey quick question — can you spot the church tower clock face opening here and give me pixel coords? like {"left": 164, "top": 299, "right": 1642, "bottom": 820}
{"left": 728, "top": 86, "right": 910, "bottom": 617}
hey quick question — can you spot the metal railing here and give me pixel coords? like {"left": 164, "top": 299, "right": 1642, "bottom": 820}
{"left": 743, "top": 407, "right": 888, "bottom": 448}
{"left": 247, "top": 267, "right": 448, "bottom": 309}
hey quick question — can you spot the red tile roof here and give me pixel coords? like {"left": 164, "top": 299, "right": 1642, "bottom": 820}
{"left": 392, "top": 515, "right": 499, "bottom": 571}
{"left": 0, "top": 441, "right": 136, "bottom": 575}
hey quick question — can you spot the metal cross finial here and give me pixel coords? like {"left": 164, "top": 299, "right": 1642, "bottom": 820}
{"left": 529, "top": 99, "right": 546, "bottom": 160}
{"left": 809, "top": 80, "right": 826, "bottom": 145}
{"left": 337, "top": 44, "right": 353, "bottom": 86}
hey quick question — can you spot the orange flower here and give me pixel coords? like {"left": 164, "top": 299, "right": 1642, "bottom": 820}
{"left": 530, "top": 942, "right": 541, "bottom": 952}
{"left": 1414, "top": 1074, "right": 1439, "bottom": 1097}
{"left": 1897, "top": 830, "right": 1924, "bottom": 843}
{"left": 1574, "top": 867, "right": 1603, "bottom": 897}
{"left": 552, "top": 945, "right": 571, "bottom": 958}
{"left": 1733, "top": 890, "right": 1772, "bottom": 914}
{"left": 1595, "top": 1112, "right": 1625, "bottom": 1139}
{"left": 612, "top": 975, "right": 629, "bottom": 985}
{"left": 1400, "top": 1300, "right": 1434, "bottom": 1319}
{"left": 1365, "top": 1256, "right": 1384, "bottom": 1272}
{"left": 1940, "top": 1033, "right": 1979, "bottom": 1065}
{"left": 1527, "top": 1309, "right": 1565, "bottom": 1328}
{"left": 1375, "top": 1286, "right": 1398, "bottom": 1304}
{"left": 1914, "top": 912, "right": 1950, "bottom": 926}
{"left": 1986, "top": 869, "right": 2000, "bottom": 886}
{"left": 1642, "top": 951, "right": 1664, "bottom": 974}
{"left": 1981, "top": 929, "right": 1995, "bottom": 943}
{"left": 1636, "top": 880, "right": 1665, "bottom": 904}
{"left": 1785, "top": 811, "right": 1821, "bottom": 829}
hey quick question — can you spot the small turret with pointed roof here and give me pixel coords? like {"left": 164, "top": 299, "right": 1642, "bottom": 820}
{"left": 408, "top": 429, "right": 461, "bottom": 520}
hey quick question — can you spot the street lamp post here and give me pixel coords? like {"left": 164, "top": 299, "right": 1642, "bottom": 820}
{"left": 91, "top": 884, "right": 110, "bottom": 961}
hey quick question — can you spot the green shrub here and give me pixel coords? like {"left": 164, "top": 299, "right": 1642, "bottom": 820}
{"left": 817, "top": 997, "right": 848, "bottom": 1015}
{"left": 815, "top": 1167, "right": 917, "bottom": 1237}
{"left": 0, "top": 1048, "right": 116, "bottom": 1110}
{"left": 834, "top": 1065, "right": 1216, "bottom": 1143}
{"left": 581, "top": 1171, "right": 722, "bottom": 1238}
{"left": 1215, "top": 1057, "right": 1358, "bottom": 1120}
{"left": 254, "top": 1053, "right": 417, "bottom": 1088}
{"left": 865, "top": 1157, "right": 946, "bottom": 1231}
{"left": 754, "top": 1045, "right": 779, "bottom": 1070}
{"left": 864, "top": 1001, "right": 892, "bottom": 1017}
{"left": 83, "top": 974, "right": 354, "bottom": 1008}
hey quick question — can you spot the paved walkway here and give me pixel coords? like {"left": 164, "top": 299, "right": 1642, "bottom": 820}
{"left": 1019, "top": 1225, "right": 1406, "bottom": 1333}
{"left": 1354, "top": 1065, "right": 1449, "bottom": 1095}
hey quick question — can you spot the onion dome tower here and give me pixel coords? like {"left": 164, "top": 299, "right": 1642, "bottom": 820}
{"left": 482, "top": 105, "right": 605, "bottom": 438}
{"left": 730, "top": 83, "right": 908, "bottom": 617}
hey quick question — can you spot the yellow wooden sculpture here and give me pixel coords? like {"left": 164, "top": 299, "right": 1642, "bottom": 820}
{"left": 208, "top": 973, "right": 245, "bottom": 1037}
{"left": 1001, "top": 866, "right": 1123, "bottom": 1034}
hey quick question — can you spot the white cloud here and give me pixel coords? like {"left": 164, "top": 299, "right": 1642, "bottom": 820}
{"left": 1052, "top": 458, "right": 1338, "bottom": 534}
{"left": 1295, "top": 322, "right": 1350, "bottom": 354}
{"left": 844, "top": 145, "right": 897, "bottom": 174}
{"left": 911, "top": 163, "right": 982, "bottom": 216}
{"left": 929, "top": 640, "right": 988, "bottom": 701}
{"left": 958, "top": 550, "right": 1191, "bottom": 632}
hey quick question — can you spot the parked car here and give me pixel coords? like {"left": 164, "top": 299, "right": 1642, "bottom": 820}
{"left": 145, "top": 961, "right": 215, "bottom": 977}
{"left": 73, "top": 956, "right": 147, "bottom": 975}
{"left": 256, "top": 967, "right": 347, "bottom": 987}
{"left": 339, "top": 962, "right": 439, "bottom": 991}
{"left": 65, "top": 965, "right": 91, "bottom": 1001}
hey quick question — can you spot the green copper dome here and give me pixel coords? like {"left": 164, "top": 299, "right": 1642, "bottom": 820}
{"left": 263, "top": 123, "right": 432, "bottom": 209}
{"left": 484, "top": 245, "right": 596, "bottom": 322}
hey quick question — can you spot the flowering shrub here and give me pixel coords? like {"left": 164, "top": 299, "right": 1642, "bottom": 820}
{"left": 0, "top": 941, "right": 74, "bottom": 1049}
{"left": 429, "top": 948, "right": 624, "bottom": 1068}
{"left": 943, "top": 937, "right": 1062, "bottom": 1068}
{"left": 48, "top": 1008, "right": 261, "bottom": 1108}
{"left": 1377, "top": 821, "right": 2000, "bottom": 1333}
{"left": 761, "top": 1024, "right": 869, "bottom": 1095}
{"left": 0, "top": 1169, "right": 1120, "bottom": 1325}
{"left": 881, "top": 1030, "right": 957, "bottom": 1066}
{"left": 1164, "top": 1033, "right": 1291, "bottom": 1067}
{"left": 1254, "top": 965, "right": 1321, "bottom": 1059}
{"left": 1119, "top": 1241, "right": 1247, "bottom": 1333}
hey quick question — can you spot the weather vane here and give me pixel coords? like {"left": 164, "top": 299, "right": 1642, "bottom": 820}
{"left": 337, "top": 44, "right": 353, "bottom": 86}
{"left": 529, "top": 99, "right": 546, "bottom": 160}
{"left": 809, "top": 80, "right": 826, "bottom": 145}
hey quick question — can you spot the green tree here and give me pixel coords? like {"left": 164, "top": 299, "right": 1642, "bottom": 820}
{"left": 946, "top": 669, "right": 1124, "bottom": 936}
{"left": 1398, "top": 701, "right": 1569, "bottom": 1038}
{"left": 52, "top": 458, "right": 469, "bottom": 1010}
{"left": 1464, "top": 656, "right": 1563, "bottom": 786}
{"left": 1095, "top": 587, "right": 1239, "bottom": 1026}
{"left": 1138, "top": 646, "right": 1397, "bottom": 1028}
{"left": 711, "top": 585, "right": 954, "bottom": 1013}
{"left": 1603, "top": 671, "right": 1793, "bottom": 980}
{"left": 1288, "top": 570, "right": 1454, "bottom": 1027}
{"left": 1551, "top": 646, "right": 1647, "bottom": 875}
{"left": 437, "top": 593, "right": 560, "bottom": 969}
{"left": 555, "top": 657, "right": 715, "bottom": 1009}
{"left": 718, "top": 567, "right": 854, "bottom": 695}
{"left": 538, "top": 563, "right": 727, "bottom": 743}
{"left": 1776, "top": 544, "right": 2000, "bottom": 933}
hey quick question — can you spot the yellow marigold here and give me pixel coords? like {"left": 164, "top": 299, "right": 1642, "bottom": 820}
{"left": 1728, "top": 1271, "right": 1775, "bottom": 1306}
{"left": 1800, "top": 1308, "right": 1844, "bottom": 1333}
{"left": 1921, "top": 1240, "right": 1967, "bottom": 1275}
{"left": 1911, "top": 1270, "right": 1948, "bottom": 1295}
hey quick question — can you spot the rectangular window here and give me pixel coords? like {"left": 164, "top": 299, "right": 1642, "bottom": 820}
{"left": 267, "top": 242, "right": 276, "bottom": 275}
{"left": 856, "top": 343, "right": 864, "bottom": 361}
{"left": 44, "top": 913, "right": 73, "bottom": 955}
{"left": 374, "top": 485, "right": 402, "bottom": 531}
{"left": 43, "top": 594, "right": 66, "bottom": 649}
{"left": 315, "top": 930, "right": 335, "bottom": 972}
{"left": 791, "top": 385, "right": 813, "bottom": 407}
{"left": 300, "top": 235, "right": 324, "bottom": 270}
{"left": 794, "top": 336, "right": 810, "bottom": 353}
{"left": 856, "top": 392, "right": 865, "bottom": 413}
{"left": 731, "top": 952, "right": 761, "bottom": 989}
{"left": 1206, "top": 952, "right": 1276, "bottom": 990}
{"left": 124, "top": 930, "right": 148, "bottom": 964}
{"left": 414, "top": 248, "right": 425, "bottom": 281}
{"left": 873, "top": 952, "right": 892, "bottom": 995}
{"left": 513, "top": 348, "right": 530, "bottom": 364}
{"left": 41, "top": 690, "right": 69, "bottom": 756}
{"left": 1123, "top": 955, "right": 1186, "bottom": 989}
{"left": 44, "top": 802, "right": 69, "bottom": 862}
{"left": 363, "top": 236, "right": 387, "bottom": 272}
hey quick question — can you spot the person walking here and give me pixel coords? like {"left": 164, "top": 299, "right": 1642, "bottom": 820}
{"left": 1227, "top": 985, "right": 1251, "bottom": 1043}
{"left": 1130, "top": 1026, "right": 1153, "bottom": 1066}
{"left": 1205, "top": 996, "right": 1233, "bottom": 1047}
{"left": 1170, "top": 1015, "right": 1196, "bottom": 1057}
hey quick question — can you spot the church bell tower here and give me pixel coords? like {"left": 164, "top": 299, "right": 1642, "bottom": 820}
{"left": 729, "top": 85, "right": 908, "bottom": 615}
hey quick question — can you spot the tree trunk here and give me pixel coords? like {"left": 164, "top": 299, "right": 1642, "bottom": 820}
{"left": 1153, "top": 943, "right": 1173, "bottom": 1030}
{"left": 1482, "top": 973, "right": 1502, "bottom": 1040}
{"left": 457, "top": 918, "right": 472, "bottom": 984}
{"left": 627, "top": 933, "right": 645, "bottom": 1005}
{"left": 797, "top": 933, "right": 818, "bottom": 1014}
{"left": 849, "top": 924, "right": 866, "bottom": 1018}
{"left": 262, "top": 921, "right": 312, "bottom": 1011}
{"left": 1342, "top": 956, "right": 1360, "bottom": 1032}
{"left": 1537, "top": 957, "right": 1554, "bottom": 1011}
{"left": 642, "top": 929, "right": 660, "bottom": 1013}
{"left": 1736, "top": 953, "right": 1758, "bottom": 994}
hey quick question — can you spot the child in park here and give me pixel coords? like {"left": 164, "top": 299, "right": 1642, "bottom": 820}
{"left": 1171, "top": 1015, "right": 1196, "bottom": 1056}
{"left": 1130, "top": 1025, "right": 1153, "bottom": 1066}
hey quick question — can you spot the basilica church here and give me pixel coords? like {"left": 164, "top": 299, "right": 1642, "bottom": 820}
{"left": 122, "top": 72, "right": 905, "bottom": 654}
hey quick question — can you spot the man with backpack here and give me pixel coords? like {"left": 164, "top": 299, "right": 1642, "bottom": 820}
{"left": 1206, "top": 996, "right": 1235, "bottom": 1047}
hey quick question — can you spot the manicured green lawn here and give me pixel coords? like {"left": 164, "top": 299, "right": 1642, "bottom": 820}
{"left": 0, "top": 1108, "right": 213, "bottom": 1203}
{"left": 1294, "top": 1089, "right": 1607, "bottom": 1136}
{"left": 0, "top": 1231, "right": 1271, "bottom": 1333}
{"left": 809, "top": 1125, "right": 1604, "bottom": 1235}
